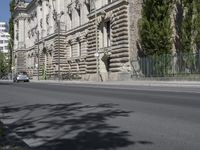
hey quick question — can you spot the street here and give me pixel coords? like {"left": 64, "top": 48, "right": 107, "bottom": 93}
{"left": 0, "top": 81, "right": 200, "bottom": 150}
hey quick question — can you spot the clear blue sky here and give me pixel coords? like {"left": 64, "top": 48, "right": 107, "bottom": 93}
{"left": 0, "top": 0, "right": 11, "bottom": 23}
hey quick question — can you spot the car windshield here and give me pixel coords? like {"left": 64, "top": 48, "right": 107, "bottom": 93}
{"left": 18, "top": 72, "right": 28, "bottom": 75}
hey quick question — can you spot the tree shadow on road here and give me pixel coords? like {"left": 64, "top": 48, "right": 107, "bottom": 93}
{"left": 0, "top": 103, "right": 153, "bottom": 150}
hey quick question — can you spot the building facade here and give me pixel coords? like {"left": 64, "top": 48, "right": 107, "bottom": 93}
{"left": 0, "top": 22, "right": 10, "bottom": 54}
{"left": 13, "top": 0, "right": 142, "bottom": 81}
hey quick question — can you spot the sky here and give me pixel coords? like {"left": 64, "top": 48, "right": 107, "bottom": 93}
{"left": 0, "top": 0, "right": 11, "bottom": 23}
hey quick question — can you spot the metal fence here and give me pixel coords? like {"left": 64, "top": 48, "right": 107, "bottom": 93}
{"left": 134, "top": 53, "right": 200, "bottom": 78}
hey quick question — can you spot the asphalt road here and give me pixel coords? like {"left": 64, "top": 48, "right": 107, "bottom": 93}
{"left": 0, "top": 81, "right": 200, "bottom": 150}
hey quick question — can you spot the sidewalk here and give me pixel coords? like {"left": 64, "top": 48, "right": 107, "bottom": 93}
{"left": 30, "top": 79, "right": 200, "bottom": 88}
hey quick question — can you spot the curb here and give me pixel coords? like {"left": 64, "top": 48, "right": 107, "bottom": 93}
{"left": 29, "top": 80, "right": 200, "bottom": 88}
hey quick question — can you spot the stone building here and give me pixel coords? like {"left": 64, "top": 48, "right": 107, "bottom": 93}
{"left": 13, "top": 0, "right": 142, "bottom": 81}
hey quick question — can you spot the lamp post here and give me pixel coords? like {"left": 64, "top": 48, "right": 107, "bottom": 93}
{"left": 52, "top": 0, "right": 64, "bottom": 81}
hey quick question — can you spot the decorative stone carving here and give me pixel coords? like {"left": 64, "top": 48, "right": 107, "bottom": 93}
{"left": 75, "top": 32, "right": 81, "bottom": 41}
{"left": 105, "top": 11, "right": 113, "bottom": 20}
{"left": 75, "top": 0, "right": 81, "bottom": 11}
{"left": 83, "top": 29, "right": 88, "bottom": 39}
{"left": 16, "top": 0, "right": 26, "bottom": 8}
{"left": 97, "top": 10, "right": 106, "bottom": 25}
{"left": 67, "top": 4, "right": 73, "bottom": 16}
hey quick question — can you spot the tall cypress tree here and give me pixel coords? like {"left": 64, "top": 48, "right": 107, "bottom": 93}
{"left": 193, "top": 0, "right": 200, "bottom": 51}
{"left": 8, "top": 0, "right": 15, "bottom": 72}
{"left": 193, "top": 0, "right": 200, "bottom": 71}
{"left": 179, "top": 0, "right": 194, "bottom": 53}
{"left": 176, "top": 0, "right": 196, "bottom": 72}
{"left": 138, "top": 0, "right": 174, "bottom": 76}
{"left": 139, "top": 0, "right": 174, "bottom": 56}
{"left": 0, "top": 52, "right": 8, "bottom": 78}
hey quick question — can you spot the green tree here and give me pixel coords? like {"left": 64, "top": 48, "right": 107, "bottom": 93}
{"left": 138, "top": 0, "right": 174, "bottom": 76}
{"left": 8, "top": 0, "right": 15, "bottom": 72}
{"left": 0, "top": 52, "right": 8, "bottom": 78}
{"left": 176, "top": 0, "right": 196, "bottom": 73}
{"left": 193, "top": 0, "right": 200, "bottom": 72}
{"left": 179, "top": 0, "right": 194, "bottom": 53}
{"left": 193, "top": 0, "right": 200, "bottom": 50}
{"left": 139, "top": 0, "right": 174, "bottom": 56}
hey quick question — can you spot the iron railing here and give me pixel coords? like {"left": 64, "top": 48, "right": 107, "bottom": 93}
{"left": 133, "top": 52, "right": 200, "bottom": 77}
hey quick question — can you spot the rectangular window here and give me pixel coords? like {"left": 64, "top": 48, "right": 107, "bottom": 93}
{"left": 106, "top": 21, "right": 111, "bottom": 47}
{"left": 98, "top": 22, "right": 103, "bottom": 49}
{"left": 4, "top": 40, "right": 8, "bottom": 44}
{"left": 98, "top": 20, "right": 111, "bottom": 48}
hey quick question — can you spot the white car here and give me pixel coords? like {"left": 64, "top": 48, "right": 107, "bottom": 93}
{"left": 13, "top": 72, "right": 30, "bottom": 83}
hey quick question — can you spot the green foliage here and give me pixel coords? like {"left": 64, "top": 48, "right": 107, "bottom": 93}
{"left": 8, "top": 0, "right": 15, "bottom": 72}
{"left": 0, "top": 52, "right": 8, "bottom": 78}
{"left": 175, "top": 0, "right": 198, "bottom": 72}
{"left": 178, "top": 0, "right": 194, "bottom": 53}
{"left": 9, "top": 0, "right": 15, "bottom": 40}
{"left": 138, "top": 0, "right": 174, "bottom": 56}
{"left": 193, "top": 0, "right": 200, "bottom": 50}
{"left": 138, "top": 0, "right": 174, "bottom": 76}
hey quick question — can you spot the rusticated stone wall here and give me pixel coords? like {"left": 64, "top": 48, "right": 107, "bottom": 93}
{"left": 14, "top": 0, "right": 143, "bottom": 81}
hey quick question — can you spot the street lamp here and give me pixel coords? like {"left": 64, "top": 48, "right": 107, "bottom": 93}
{"left": 52, "top": 0, "right": 64, "bottom": 81}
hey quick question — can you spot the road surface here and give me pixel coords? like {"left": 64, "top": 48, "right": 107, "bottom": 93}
{"left": 0, "top": 81, "right": 200, "bottom": 150}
